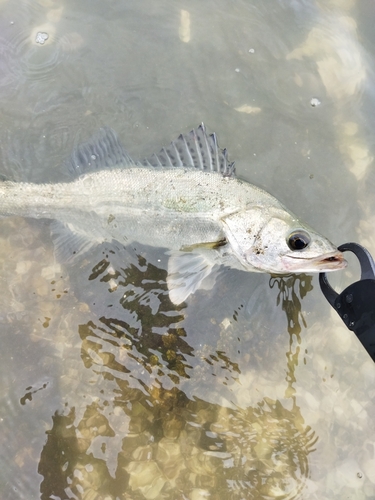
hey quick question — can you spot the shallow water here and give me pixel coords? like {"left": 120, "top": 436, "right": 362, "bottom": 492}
{"left": 0, "top": 0, "right": 375, "bottom": 499}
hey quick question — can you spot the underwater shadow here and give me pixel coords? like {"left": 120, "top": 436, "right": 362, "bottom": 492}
{"left": 38, "top": 249, "right": 318, "bottom": 500}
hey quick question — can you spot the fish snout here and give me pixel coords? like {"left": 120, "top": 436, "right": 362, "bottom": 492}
{"left": 317, "top": 250, "right": 347, "bottom": 271}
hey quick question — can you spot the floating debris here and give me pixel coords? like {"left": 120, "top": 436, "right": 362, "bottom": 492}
{"left": 310, "top": 97, "right": 321, "bottom": 107}
{"left": 35, "top": 32, "right": 49, "bottom": 45}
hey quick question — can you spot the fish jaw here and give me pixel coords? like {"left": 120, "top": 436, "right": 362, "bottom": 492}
{"left": 279, "top": 250, "right": 347, "bottom": 273}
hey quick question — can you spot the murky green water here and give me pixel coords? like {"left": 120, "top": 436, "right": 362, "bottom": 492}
{"left": 0, "top": 0, "right": 374, "bottom": 499}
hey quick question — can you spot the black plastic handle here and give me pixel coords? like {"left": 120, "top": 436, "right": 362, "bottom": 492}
{"left": 320, "top": 242, "right": 375, "bottom": 362}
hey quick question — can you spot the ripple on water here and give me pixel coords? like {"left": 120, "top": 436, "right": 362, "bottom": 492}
{"left": 27, "top": 246, "right": 316, "bottom": 499}
{"left": 0, "top": 36, "right": 19, "bottom": 90}
{"left": 0, "top": 24, "right": 70, "bottom": 89}
{"left": 15, "top": 25, "right": 63, "bottom": 82}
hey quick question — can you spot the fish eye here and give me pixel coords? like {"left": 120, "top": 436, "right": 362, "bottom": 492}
{"left": 287, "top": 230, "right": 311, "bottom": 251}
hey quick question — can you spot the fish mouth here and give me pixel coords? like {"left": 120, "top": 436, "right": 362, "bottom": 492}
{"left": 286, "top": 250, "right": 347, "bottom": 272}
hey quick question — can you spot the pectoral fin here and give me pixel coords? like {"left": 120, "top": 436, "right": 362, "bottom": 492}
{"left": 180, "top": 238, "right": 227, "bottom": 252}
{"left": 167, "top": 251, "right": 217, "bottom": 305}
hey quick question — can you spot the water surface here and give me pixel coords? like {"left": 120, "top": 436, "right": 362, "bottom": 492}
{"left": 0, "top": 0, "right": 374, "bottom": 499}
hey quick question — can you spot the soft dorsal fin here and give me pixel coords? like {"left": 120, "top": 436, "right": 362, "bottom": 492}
{"left": 67, "top": 126, "right": 134, "bottom": 176}
{"left": 141, "top": 123, "right": 236, "bottom": 177}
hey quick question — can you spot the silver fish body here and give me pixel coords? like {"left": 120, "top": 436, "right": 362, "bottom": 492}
{"left": 0, "top": 167, "right": 277, "bottom": 248}
{"left": 0, "top": 125, "right": 346, "bottom": 304}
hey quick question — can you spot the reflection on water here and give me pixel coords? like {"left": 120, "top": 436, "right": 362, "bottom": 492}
{"left": 39, "top": 394, "right": 317, "bottom": 500}
{"left": 35, "top": 252, "right": 317, "bottom": 499}
{"left": 270, "top": 275, "right": 314, "bottom": 336}
{"left": 0, "top": 0, "right": 375, "bottom": 498}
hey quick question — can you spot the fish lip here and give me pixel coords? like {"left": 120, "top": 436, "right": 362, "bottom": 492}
{"left": 286, "top": 251, "right": 347, "bottom": 271}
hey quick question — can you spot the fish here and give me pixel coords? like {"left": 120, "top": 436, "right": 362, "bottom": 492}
{"left": 0, "top": 124, "right": 346, "bottom": 305}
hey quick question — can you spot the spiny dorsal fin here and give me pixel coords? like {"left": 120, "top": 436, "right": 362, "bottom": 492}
{"left": 141, "top": 123, "right": 236, "bottom": 177}
{"left": 67, "top": 126, "right": 134, "bottom": 176}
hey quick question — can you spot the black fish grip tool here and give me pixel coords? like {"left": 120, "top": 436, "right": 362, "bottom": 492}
{"left": 320, "top": 242, "right": 375, "bottom": 362}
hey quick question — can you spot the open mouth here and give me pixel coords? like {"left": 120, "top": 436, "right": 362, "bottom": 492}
{"left": 286, "top": 251, "right": 347, "bottom": 272}
{"left": 319, "top": 256, "right": 347, "bottom": 271}
{"left": 315, "top": 251, "right": 347, "bottom": 270}
{"left": 321, "top": 254, "right": 346, "bottom": 264}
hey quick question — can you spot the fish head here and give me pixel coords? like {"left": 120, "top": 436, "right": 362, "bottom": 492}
{"left": 222, "top": 206, "right": 346, "bottom": 274}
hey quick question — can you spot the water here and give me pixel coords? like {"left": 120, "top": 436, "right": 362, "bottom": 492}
{"left": 0, "top": 0, "right": 374, "bottom": 498}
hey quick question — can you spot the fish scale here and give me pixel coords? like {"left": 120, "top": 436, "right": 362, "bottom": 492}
{"left": 0, "top": 124, "right": 345, "bottom": 304}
